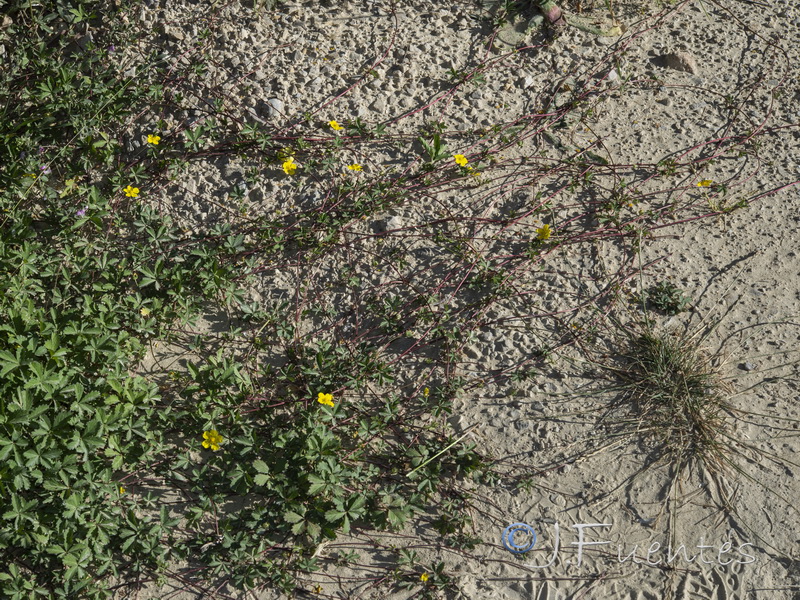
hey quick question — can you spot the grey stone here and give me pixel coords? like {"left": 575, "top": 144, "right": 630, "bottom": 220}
{"left": 266, "top": 98, "right": 284, "bottom": 118}
{"left": 308, "top": 76, "right": 322, "bottom": 92}
{"left": 370, "top": 97, "right": 386, "bottom": 112}
{"left": 658, "top": 51, "right": 698, "bottom": 73}
{"left": 164, "top": 25, "right": 185, "bottom": 42}
{"left": 666, "top": 52, "right": 697, "bottom": 74}
{"left": 385, "top": 215, "right": 403, "bottom": 230}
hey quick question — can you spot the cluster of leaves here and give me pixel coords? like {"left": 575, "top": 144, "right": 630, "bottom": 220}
{"left": 640, "top": 280, "right": 692, "bottom": 315}
{"left": 0, "top": 2, "right": 271, "bottom": 596}
{"left": 0, "top": 184, "right": 247, "bottom": 598}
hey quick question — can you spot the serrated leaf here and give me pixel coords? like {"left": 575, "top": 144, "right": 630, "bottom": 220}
{"left": 253, "top": 459, "right": 269, "bottom": 473}
{"left": 284, "top": 511, "right": 303, "bottom": 524}
{"left": 387, "top": 507, "right": 406, "bottom": 529}
{"left": 306, "top": 521, "right": 321, "bottom": 539}
{"left": 324, "top": 509, "right": 344, "bottom": 524}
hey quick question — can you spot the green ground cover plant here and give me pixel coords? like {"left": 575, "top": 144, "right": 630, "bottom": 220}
{"left": 1, "top": 0, "right": 796, "bottom": 598}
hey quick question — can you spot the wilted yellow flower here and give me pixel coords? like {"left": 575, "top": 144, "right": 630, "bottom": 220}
{"left": 123, "top": 185, "right": 140, "bottom": 198}
{"left": 329, "top": 120, "right": 344, "bottom": 131}
{"left": 454, "top": 154, "right": 468, "bottom": 167}
{"left": 147, "top": 134, "right": 161, "bottom": 145}
{"left": 119, "top": 486, "right": 126, "bottom": 495}
{"left": 317, "top": 392, "right": 334, "bottom": 407}
{"left": 283, "top": 157, "right": 298, "bottom": 175}
{"left": 140, "top": 307, "right": 150, "bottom": 316}
{"left": 536, "top": 224, "right": 552, "bottom": 241}
{"left": 423, "top": 387, "right": 430, "bottom": 397}
{"left": 202, "top": 429, "right": 223, "bottom": 451}
{"left": 697, "top": 179, "right": 713, "bottom": 187}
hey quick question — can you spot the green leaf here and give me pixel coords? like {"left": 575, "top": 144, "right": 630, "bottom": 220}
{"left": 0, "top": 349, "right": 20, "bottom": 377}
{"left": 290, "top": 521, "right": 305, "bottom": 535}
{"left": 324, "top": 509, "right": 345, "bottom": 524}
{"left": 306, "top": 521, "right": 321, "bottom": 539}
{"left": 387, "top": 507, "right": 407, "bottom": 529}
{"left": 284, "top": 511, "right": 303, "bottom": 524}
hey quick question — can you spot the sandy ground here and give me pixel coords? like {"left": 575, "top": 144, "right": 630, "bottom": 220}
{"left": 122, "top": 0, "right": 799, "bottom": 597}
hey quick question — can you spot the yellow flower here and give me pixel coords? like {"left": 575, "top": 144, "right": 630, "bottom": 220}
{"left": 347, "top": 164, "right": 363, "bottom": 171}
{"left": 123, "top": 185, "right": 140, "bottom": 198}
{"left": 140, "top": 307, "right": 150, "bottom": 316}
{"left": 202, "top": 429, "right": 223, "bottom": 451}
{"left": 420, "top": 573, "right": 429, "bottom": 582}
{"left": 536, "top": 224, "right": 552, "bottom": 241}
{"left": 147, "top": 134, "right": 161, "bottom": 145}
{"left": 423, "top": 387, "right": 430, "bottom": 397}
{"left": 329, "top": 120, "right": 344, "bottom": 131}
{"left": 282, "top": 157, "right": 298, "bottom": 175}
{"left": 317, "top": 392, "right": 334, "bottom": 407}
{"left": 119, "top": 486, "right": 126, "bottom": 495}
{"left": 697, "top": 179, "right": 713, "bottom": 187}
{"left": 454, "top": 154, "right": 468, "bottom": 167}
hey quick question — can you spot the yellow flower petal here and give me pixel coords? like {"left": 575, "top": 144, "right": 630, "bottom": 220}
{"left": 202, "top": 429, "right": 223, "bottom": 450}
{"left": 283, "top": 158, "right": 298, "bottom": 175}
{"left": 317, "top": 392, "right": 334, "bottom": 407}
{"left": 536, "top": 224, "right": 552, "bottom": 241}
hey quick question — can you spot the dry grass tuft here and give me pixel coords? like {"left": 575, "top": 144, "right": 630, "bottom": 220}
{"left": 606, "top": 326, "right": 736, "bottom": 476}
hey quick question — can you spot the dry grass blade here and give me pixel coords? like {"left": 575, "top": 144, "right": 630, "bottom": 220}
{"left": 607, "top": 325, "right": 736, "bottom": 477}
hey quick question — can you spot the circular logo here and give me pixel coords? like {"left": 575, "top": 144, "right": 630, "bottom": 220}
{"left": 502, "top": 522, "right": 537, "bottom": 554}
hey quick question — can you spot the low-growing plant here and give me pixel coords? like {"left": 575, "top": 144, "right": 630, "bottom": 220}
{"left": 607, "top": 325, "right": 734, "bottom": 474}
{"left": 640, "top": 280, "right": 692, "bottom": 315}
